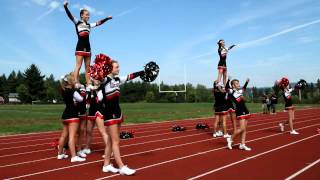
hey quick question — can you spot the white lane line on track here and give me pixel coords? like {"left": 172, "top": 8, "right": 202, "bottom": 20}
{"left": 0, "top": 117, "right": 216, "bottom": 145}
{"left": 0, "top": 118, "right": 216, "bottom": 146}
{"left": 1, "top": 116, "right": 301, "bottom": 167}
{"left": 4, "top": 122, "right": 319, "bottom": 180}
{"left": 1, "top": 114, "right": 316, "bottom": 158}
{"left": 96, "top": 124, "right": 320, "bottom": 180}
{"left": 1, "top": 115, "right": 319, "bottom": 170}
{"left": 0, "top": 116, "right": 217, "bottom": 139}
{"left": 285, "top": 158, "right": 320, "bottom": 180}
{"left": 0, "top": 110, "right": 312, "bottom": 143}
{"left": 1, "top": 112, "right": 316, "bottom": 149}
{"left": 188, "top": 134, "right": 320, "bottom": 180}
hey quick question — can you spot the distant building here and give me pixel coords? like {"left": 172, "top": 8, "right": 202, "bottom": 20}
{"left": 8, "top": 93, "right": 21, "bottom": 103}
{"left": 0, "top": 96, "right": 4, "bottom": 104}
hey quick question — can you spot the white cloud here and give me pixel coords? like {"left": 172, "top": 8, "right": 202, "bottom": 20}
{"left": 114, "top": 0, "right": 158, "bottom": 18}
{"left": 165, "top": 0, "right": 316, "bottom": 63}
{"left": 297, "top": 36, "right": 319, "bottom": 44}
{"left": 189, "top": 18, "right": 320, "bottom": 61}
{"left": 190, "top": 51, "right": 214, "bottom": 61}
{"left": 36, "top": 8, "right": 55, "bottom": 21}
{"left": 74, "top": 4, "right": 105, "bottom": 16}
{"left": 238, "top": 19, "right": 320, "bottom": 48}
{"left": 30, "top": 1, "right": 105, "bottom": 21}
{"left": 83, "top": 4, "right": 96, "bottom": 14}
{"left": 36, "top": 1, "right": 60, "bottom": 21}
{"left": 49, "top": 1, "right": 59, "bottom": 9}
{"left": 71, "top": 3, "right": 81, "bottom": 9}
{"left": 115, "top": 7, "right": 139, "bottom": 18}
{"left": 236, "top": 54, "right": 294, "bottom": 69}
{"left": 30, "top": 1, "right": 106, "bottom": 21}
{"left": 229, "top": 53, "right": 320, "bottom": 87}
{"left": 96, "top": 11, "right": 104, "bottom": 16}
{"left": 31, "top": 0, "right": 48, "bottom": 6}
{"left": 247, "top": 25, "right": 260, "bottom": 31}
{"left": 70, "top": 2, "right": 143, "bottom": 19}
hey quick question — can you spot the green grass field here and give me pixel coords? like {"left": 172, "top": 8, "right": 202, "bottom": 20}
{"left": 0, "top": 103, "right": 318, "bottom": 135}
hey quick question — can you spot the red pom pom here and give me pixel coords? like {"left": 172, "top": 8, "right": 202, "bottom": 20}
{"left": 280, "top": 77, "right": 289, "bottom": 88}
{"left": 89, "top": 53, "right": 113, "bottom": 81}
{"left": 276, "top": 77, "right": 289, "bottom": 88}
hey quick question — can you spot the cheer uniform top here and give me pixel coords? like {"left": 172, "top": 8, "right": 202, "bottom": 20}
{"left": 225, "top": 79, "right": 236, "bottom": 113}
{"left": 217, "top": 45, "right": 235, "bottom": 71}
{"left": 76, "top": 89, "right": 87, "bottom": 120}
{"left": 228, "top": 81, "right": 250, "bottom": 120}
{"left": 97, "top": 71, "right": 144, "bottom": 126}
{"left": 282, "top": 87, "right": 294, "bottom": 110}
{"left": 61, "top": 88, "right": 83, "bottom": 124}
{"left": 87, "top": 89, "right": 101, "bottom": 121}
{"left": 213, "top": 83, "right": 228, "bottom": 115}
{"left": 64, "top": 5, "right": 111, "bottom": 57}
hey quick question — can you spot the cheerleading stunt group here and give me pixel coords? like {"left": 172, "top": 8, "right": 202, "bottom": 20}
{"left": 212, "top": 40, "right": 300, "bottom": 153}
{"left": 56, "top": 1, "right": 300, "bottom": 176}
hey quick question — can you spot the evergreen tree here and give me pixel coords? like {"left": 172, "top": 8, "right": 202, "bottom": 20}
{"left": 16, "top": 84, "right": 30, "bottom": 103}
{"left": 16, "top": 71, "right": 25, "bottom": 85}
{"left": 0, "top": 74, "right": 8, "bottom": 97}
{"left": 23, "top": 64, "right": 46, "bottom": 102}
{"left": 44, "top": 74, "right": 61, "bottom": 102}
{"left": 7, "top": 71, "right": 18, "bottom": 93}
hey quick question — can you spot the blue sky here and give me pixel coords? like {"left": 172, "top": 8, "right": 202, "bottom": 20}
{"left": 1, "top": 0, "right": 320, "bottom": 87}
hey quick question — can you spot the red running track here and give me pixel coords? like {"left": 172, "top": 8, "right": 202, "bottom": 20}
{"left": 0, "top": 108, "right": 319, "bottom": 180}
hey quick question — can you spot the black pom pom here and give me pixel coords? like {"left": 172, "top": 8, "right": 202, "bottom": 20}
{"left": 120, "top": 131, "right": 135, "bottom": 139}
{"left": 295, "top": 79, "right": 307, "bottom": 90}
{"left": 172, "top": 125, "right": 186, "bottom": 132}
{"left": 196, "top": 123, "right": 209, "bottom": 130}
{"left": 140, "top": 61, "right": 160, "bottom": 82}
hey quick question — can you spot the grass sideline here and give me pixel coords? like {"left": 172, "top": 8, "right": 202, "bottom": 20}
{"left": 0, "top": 103, "right": 318, "bottom": 135}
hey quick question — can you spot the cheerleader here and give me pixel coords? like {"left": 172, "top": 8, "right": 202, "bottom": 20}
{"left": 225, "top": 77, "right": 237, "bottom": 134}
{"left": 83, "top": 80, "right": 101, "bottom": 154}
{"left": 212, "top": 81, "right": 230, "bottom": 138}
{"left": 278, "top": 78, "right": 299, "bottom": 135}
{"left": 63, "top": 0, "right": 112, "bottom": 87}
{"left": 75, "top": 85, "right": 88, "bottom": 158}
{"left": 57, "top": 72, "right": 86, "bottom": 162}
{"left": 97, "top": 60, "right": 144, "bottom": 175}
{"left": 216, "top": 39, "right": 236, "bottom": 85}
{"left": 262, "top": 95, "right": 268, "bottom": 114}
{"left": 270, "top": 93, "right": 278, "bottom": 114}
{"left": 226, "top": 78, "right": 251, "bottom": 151}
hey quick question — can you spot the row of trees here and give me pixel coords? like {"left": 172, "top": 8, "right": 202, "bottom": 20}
{"left": 0, "top": 64, "right": 320, "bottom": 104}
{"left": 120, "top": 82, "right": 213, "bottom": 103}
{"left": 0, "top": 64, "right": 213, "bottom": 103}
{"left": 0, "top": 64, "right": 60, "bottom": 103}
